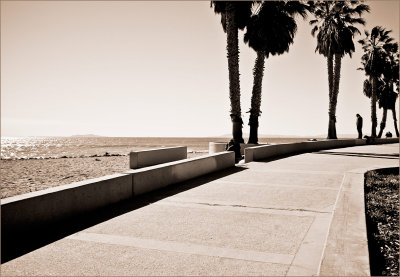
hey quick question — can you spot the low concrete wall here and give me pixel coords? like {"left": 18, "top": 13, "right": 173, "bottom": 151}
{"left": 126, "top": 151, "right": 235, "bottom": 196}
{"left": 245, "top": 139, "right": 367, "bottom": 162}
{"left": 2, "top": 173, "right": 132, "bottom": 233}
{"left": 209, "top": 142, "right": 265, "bottom": 155}
{"left": 2, "top": 151, "right": 235, "bottom": 235}
{"left": 130, "top": 146, "right": 187, "bottom": 169}
{"left": 369, "top": 137, "right": 399, "bottom": 144}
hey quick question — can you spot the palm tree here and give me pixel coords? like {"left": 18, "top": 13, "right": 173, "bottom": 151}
{"left": 362, "top": 76, "right": 398, "bottom": 138}
{"left": 358, "top": 26, "right": 395, "bottom": 137}
{"left": 309, "top": 1, "right": 369, "bottom": 139}
{"left": 378, "top": 89, "right": 399, "bottom": 138}
{"left": 244, "top": 1, "right": 309, "bottom": 144}
{"left": 362, "top": 77, "right": 384, "bottom": 136}
{"left": 211, "top": 1, "right": 252, "bottom": 149}
{"left": 377, "top": 43, "right": 399, "bottom": 137}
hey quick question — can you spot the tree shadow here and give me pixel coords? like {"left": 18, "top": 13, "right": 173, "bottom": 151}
{"left": 246, "top": 148, "right": 399, "bottom": 164}
{"left": 1, "top": 166, "right": 246, "bottom": 264}
{"left": 315, "top": 151, "right": 399, "bottom": 159}
{"left": 252, "top": 152, "right": 308, "bottom": 163}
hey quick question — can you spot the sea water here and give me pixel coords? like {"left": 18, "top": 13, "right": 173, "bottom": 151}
{"left": 1, "top": 136, "right": 307, "bottom": 160}
{"left": 0, "top": 137, "right": 220, "bottom": 160}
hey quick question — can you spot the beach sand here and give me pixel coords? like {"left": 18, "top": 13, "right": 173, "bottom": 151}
{"left": 1, "top": 152, "right": 205, "bottom": 199}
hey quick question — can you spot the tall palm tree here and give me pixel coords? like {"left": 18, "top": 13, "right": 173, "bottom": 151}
{"left": 362, "top": 76, "right": 398, "bottom": 138}
{"left": 244, "top": 1, "right": 309, "bottom": 144}
{"left": 377, "top": 89, "right": 399, "bottom": 138}
{"left": 362, "top": 77, "right": 384, "bottom": 136}
{"left": 358, "top": 26, "right": 395, "bottom": 137}
{"left": 377, "top": 43, "right": 399, "bottom": 137}
{"left": 309, "top": 1, "right": 369, "bottom": 139}
{"left": 211, "top": 1, "right": 252, "bottom": 149}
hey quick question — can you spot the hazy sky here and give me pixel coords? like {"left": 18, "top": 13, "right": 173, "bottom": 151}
{"left": 1, "top": 0, "right": 399, "bottom": 137}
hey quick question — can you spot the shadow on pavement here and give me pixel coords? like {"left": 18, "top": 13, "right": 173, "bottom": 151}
{"left": 1, "top": 166, "right": 246, "bottom": 264}
{"left": 254, "top": 152, "right": 306, "bottom": 163}
{"left": 241, "top": 148, "right": 399, "bottom": 164}
{"left": 316, "top": 151, "right": 399, "bottom": 159}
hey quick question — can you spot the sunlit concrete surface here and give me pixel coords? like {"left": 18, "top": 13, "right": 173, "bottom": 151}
{"left": 2, "top": 143, "right": 398, "bottom": 276}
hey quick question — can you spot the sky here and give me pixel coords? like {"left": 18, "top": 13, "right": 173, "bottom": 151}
{"left": 1, "top": 0, "right": 399, "bottom": 138}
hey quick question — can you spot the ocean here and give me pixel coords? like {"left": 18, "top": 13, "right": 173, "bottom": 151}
{"left": 0, "top": 136, "right": 307, "bottom": 160}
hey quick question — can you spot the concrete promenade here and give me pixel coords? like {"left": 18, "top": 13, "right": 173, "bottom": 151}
{"left": 1, "top": 143, "right": 398, "bottom": 276}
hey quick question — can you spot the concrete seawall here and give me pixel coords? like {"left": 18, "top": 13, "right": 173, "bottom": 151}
{"left": 2, "top": 173, "right": 132, "bottom": 234}
{"left": 127, "top": 151, "right": 235, "bottom": 196}
{"left": 1, "top": 150, "right": 235, "bottom": 237}
{"left": 244, "top": 138, "right": 398, "bottom": 162}
{"left": 130, "top": 146, "right": 187, "bottom": 169}
{"left": 209, "top": 142, "right": 263, "bottom": 155}
{"left": 372, "top": 137, "right": 400, "bottom": 144}
{"left": 211, "top": 138, "right": 399, "bottom": 163}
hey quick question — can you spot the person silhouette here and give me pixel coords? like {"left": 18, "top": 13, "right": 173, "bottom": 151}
{"left": 356, "top": 114, "right": 363, "bottom": 139}
{"left": 225, "top": 139, "right": 241, "bottom": 163}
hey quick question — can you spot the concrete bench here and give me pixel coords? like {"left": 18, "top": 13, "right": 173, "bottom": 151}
{"left": 245, "top": 139, "right": 367, "bottom": 162}
{"left": 130, "top": 146, "right": 187, "bottom": 169}
{"left": 126, "top": 151, "right": 235, "bottom": 196}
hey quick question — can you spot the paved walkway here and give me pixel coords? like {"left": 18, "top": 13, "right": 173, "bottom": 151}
{"left": 2, "top": 143, "right": 398, "bottom": 276}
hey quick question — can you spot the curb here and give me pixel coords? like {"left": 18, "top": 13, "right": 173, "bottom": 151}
{"left": 318, "top": 166, "right": 387, "bottom": 276}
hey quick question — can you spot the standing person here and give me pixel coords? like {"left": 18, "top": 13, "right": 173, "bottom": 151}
{"left": 356, "top": 114, "right": 363, "bottom": 139}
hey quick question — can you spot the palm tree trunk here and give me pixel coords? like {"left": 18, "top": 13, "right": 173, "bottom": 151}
{"left": 226, "top": 3, "right": 244, "bottom": 144}
{"left": 377, "top": 108, "right": 387, "bottom": 138}
{"left": 331, "top": 53, "right": 342, "bottom": 139}
{"left": 392, "top": 108, "right": 399, "bottom": 137}
{"left": 248, "top": 51, "right": 265, "bottom": 144}
{"left": 371, "top": 76, "right": 377, "bottom": 137}
{"left": 327, "top": 53, "right": 337, "bottom": 139}
{"left": 327, "top": 53, "right": 333, "bottom": 105}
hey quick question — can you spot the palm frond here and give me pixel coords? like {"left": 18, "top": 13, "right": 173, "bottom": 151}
{"left": 311, "top": 25, "right": 319, "bottom": 37}
{"left": 352, "top": 4, "right": 370, "bottom": 16}
{"left": 309, "top": 0, "right": 368, "bottom": 57}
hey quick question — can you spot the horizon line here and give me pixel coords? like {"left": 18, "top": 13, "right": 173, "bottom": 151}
{"left": 1, "top": 134, "right": 360, "bottom": 139}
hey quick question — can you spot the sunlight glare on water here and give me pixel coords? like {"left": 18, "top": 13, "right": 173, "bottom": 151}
{"left": 0, "top": 136, "right": 215, "bottom": 160}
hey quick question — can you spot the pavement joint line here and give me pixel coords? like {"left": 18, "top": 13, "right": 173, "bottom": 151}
{"left": 207, "top": 180, "right": 340, "bottom": 191}
{"left": 246, "top": 169, "right": 344, "bottom": 175}
{"left": 66, "top": 232, "right": 294, "bottom": 265}
{"left": 155, "top": 199, "right": 332, "bottom": 217}
{"left": 316, "top": 172, "right": 347, "bottom": 276}
{"left": 316, "top": 151, "right": 399, "bottom": 159}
